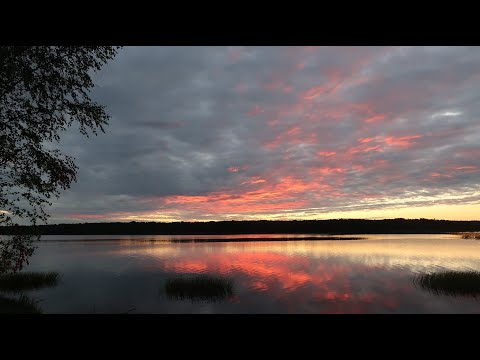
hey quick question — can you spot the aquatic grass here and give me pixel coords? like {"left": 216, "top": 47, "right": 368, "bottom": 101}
{"left": 0, "top": 271, "right": 59, "bottom": 292}
{"left": 165, "top": 275, "right": 234, "bottom": 302}
{"left": 0, "top": 295, "right": 42, "bottom": 314}
{"left": 413, "top": 271, "right": 480, "bottom": 298}
{"left": 461, "top": 232, "right": 480, "bottom": 239}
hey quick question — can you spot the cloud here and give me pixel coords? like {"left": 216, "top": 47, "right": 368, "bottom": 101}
{"left": 44, "top": 46, "right": 480, "bottom": 222}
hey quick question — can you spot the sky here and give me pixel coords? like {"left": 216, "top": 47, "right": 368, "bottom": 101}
{"left": 49, "top": 46, "right": 480, "bottom": 223}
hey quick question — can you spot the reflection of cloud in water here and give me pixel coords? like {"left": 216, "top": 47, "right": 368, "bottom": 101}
{"left": 26, "top": 235, "right": 480, "bottom": 313}
{"left": 113, "top": 234, "right": 480, "bottom": 272}
{"left": 157, "top": 250, "right": 412, "bottom": 313}
{"left": 105, "top": 236, "right": 480, "bottom": 312}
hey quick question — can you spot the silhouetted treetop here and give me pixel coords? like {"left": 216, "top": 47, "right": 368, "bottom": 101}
{"left": 0, "top": 46, "right": 120, "bottom": 272}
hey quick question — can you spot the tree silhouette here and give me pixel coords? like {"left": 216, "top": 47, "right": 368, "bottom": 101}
{"left": 0, "top": 46, "right": 120, "bottom": 273}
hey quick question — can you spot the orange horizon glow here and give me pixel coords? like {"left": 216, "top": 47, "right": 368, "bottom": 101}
{"left": 64, "top": 202, "right": 480, "bottom": 223}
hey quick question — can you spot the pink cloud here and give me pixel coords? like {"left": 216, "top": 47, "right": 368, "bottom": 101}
{"left": 246, "top": 105, "right": 264, "bottom": 116}
{"left": 318, "top": 151, "right": 336, "bottom": 157}
{"left": 384, "top": 135, "right": 422, "bottom": 148}
{"left": 364, "top": 114, "right": 386, "bottom": 123}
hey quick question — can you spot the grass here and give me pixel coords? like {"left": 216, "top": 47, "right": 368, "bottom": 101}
{"left": 165, "top": 275, "right": 234, "bottom": 302}
{"left": 0, "top": 271, "right": 59, "bottom": 292}
{"left": 461, "top": 232, "right": 480, "bottom": 239}
{"left": 0, "top": 295, "right": 42, "bottom": 314}
{"left": 413, "top": 271, "right": 480, "bottom": 298}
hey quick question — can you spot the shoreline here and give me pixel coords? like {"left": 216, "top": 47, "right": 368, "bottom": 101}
{"left": 3, "top": 219, "right": 480, "bottom": 237}
{"left": 39, "top": 236, "right": 366, "bottom": 243}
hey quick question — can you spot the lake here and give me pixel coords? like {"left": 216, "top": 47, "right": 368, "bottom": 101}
{"left": 17, "top": 234, "right": 480, "bottom": 313}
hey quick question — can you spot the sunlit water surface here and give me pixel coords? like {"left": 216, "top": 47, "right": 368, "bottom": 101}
{"left": 17, "top": 234, "right": 480, "bottom": 313}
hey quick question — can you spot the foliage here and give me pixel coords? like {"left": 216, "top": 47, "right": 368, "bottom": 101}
{"left": 0, "top": 46, "right": 120, "bottom": 273}
{"left": 3, "top": 219, "right": 480, "bottom": 236}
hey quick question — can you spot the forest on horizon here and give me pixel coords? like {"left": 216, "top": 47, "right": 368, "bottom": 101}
{"left": 1, "top": 218, "right": 479, "bottom": 235}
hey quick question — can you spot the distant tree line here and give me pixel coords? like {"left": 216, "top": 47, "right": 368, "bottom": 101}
{"left": 1, "top": 219, "right": 479, "bottom": 236}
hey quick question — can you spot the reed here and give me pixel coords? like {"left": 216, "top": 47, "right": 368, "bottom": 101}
{"left": 413, "top": 271, "right": 480, "bottom": 298}
{"left": 165, "top": 275, "right": 234, "bottom": 302}
{"left": 0, "top": 295, "right": 42, "bottom": 314}
{"left": 0, "top": 271, "right": 59, "bottom": 292}
{"left": 461, "top": 232, "right": 480, "bottom": 239}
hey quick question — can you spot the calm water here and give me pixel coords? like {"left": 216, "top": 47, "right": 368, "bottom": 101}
{"left": 15, "top": 234, "right": 480, "bottom": 313}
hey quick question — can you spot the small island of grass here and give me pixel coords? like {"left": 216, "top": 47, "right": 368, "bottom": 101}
{"left": 0, "top": 271, "right": 60, "bottom": 314}
{"left": 165, "top": 275, "right": 234, "bottom": 302}
{"left": 0, "top": 295, "right": 42, "bottom": 314}
{"left": 0, "top": 271, "right": 59, "bottom": 292}
{"left": 460, "top": 232, "right": 480, "bottom": 239}
{"left": 413, "top": 271, "right": 480, "bottom": 298}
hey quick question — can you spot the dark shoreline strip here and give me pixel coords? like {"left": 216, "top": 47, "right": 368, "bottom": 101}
{"left": 39, "top": 236, "right": 365, "bottom": 243}
{"left": 169, "top": 237, "right": 364, "bottom": 242}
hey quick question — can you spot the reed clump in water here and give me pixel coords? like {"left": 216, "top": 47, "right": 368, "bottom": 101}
{"left": 0, "top": 271, "right": 59, "bottom": 292}
{"left": 0, "top": 295, "right": 42, "bottom": 314}
{"left": 413, "top": 271, "right": 480, "bottom": 298}
{"left": 165, "top": 275, "right": 234, "bottom": 302}
{"left": 461, "top": 232, "right": 480, "bottom": 239}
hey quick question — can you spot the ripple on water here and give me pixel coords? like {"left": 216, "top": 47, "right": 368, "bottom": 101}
{"left": 21, "top": 234, "right": 480, "bottom": 313}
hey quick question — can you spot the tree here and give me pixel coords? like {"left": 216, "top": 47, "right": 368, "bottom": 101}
{"left": 0, "top": 46, "right": 121, "bottom": 273}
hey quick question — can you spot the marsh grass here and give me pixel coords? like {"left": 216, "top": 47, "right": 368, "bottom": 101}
{"left": 0, "top": 272, "right": 59, "bottom": 292}
{"left": 461, "top": 232, "right": 480, "bottom": 239}
{"left": 413, "top": 271, "right": 480, "bottom": 298}
{"left": 0, "top": 295, "right": 42, "bottom": 314}
{"left": 165, "top": 275, "right": 234, "bottom": 302}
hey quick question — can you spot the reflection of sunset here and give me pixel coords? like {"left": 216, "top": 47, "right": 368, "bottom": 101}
{"left": 112, "top": 234, "right": 480, "bottom": 268}
{"left": 159, "top": 250, "right": 353, "bottom": 298}
{"left": 157, "top": 249, "right": 409, "bottom": 312}
{"left": 30, "top": 234, "right": 480, "bottom": 313}
{"left": 102, "top": 235, "right": 480, "bottom": 313}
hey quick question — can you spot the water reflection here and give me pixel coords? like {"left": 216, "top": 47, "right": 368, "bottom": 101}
{"left": 22, "top": 234, "right": 480, "bottom": 313}
{"left": 159, "top": 250, "right": 413, "bottom": 313}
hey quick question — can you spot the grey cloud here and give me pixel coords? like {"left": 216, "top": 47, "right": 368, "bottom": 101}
{"left": 44, "top": 46, "right": 480, "bottom": 222}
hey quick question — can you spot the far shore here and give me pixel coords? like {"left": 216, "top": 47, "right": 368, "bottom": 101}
{"left": 2, "top": 219, "right": 479, "bottom": 237}
{"left": 39, "top": 236, "right": 365, "bottom": 243}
